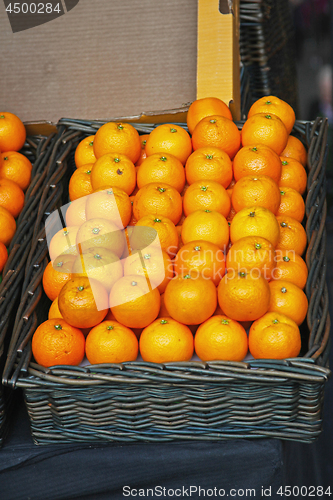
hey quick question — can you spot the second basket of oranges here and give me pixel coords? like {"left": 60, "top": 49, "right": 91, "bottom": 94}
{"left": 2, "top": 96, "right": 330, "bottom": 444}
{"left": 0, "top": 115, "right": 63, "bottom": 447}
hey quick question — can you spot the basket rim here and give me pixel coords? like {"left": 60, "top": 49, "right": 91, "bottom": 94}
{"left": 12, "top": 356, "right": 331, "bottom": 390}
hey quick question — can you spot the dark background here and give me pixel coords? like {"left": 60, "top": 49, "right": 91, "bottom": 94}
{"left": 283, "top": 0, "right": 333, "bottom": 490}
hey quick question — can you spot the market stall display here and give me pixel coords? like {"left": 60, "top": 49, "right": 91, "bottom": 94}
{"left": 2, "top": 108, "right": 330, "bottom": 444}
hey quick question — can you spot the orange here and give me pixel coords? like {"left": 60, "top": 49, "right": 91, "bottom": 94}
{"left": 133, "top": 182, "right": 182, "bottom": 225}
{"left": 186, "top": 97, "right": 233, "bottom": 135}
{"left": 213, "top": 303, "right": 252, "bottom": 331}
{"left": 183, "top": 180, "right": 231, "bottom": 217}
{"left": 72, "top": 247, "right": 123, "bottom": 292}
{"left": 0, "top": 206, "right": 16, "bottom": 247}
{"left": 178, "top": 213, "right": 186, "bottom": 226}
{"left": 228, "top": 178, "right": 236, "bottom": 189}
{"left": 181, "top": 183, "right": 191, "bottom": 197}
{"left": 185, "top": 146, "right": 233, "bottom": 188}
{"left": 137, "top": 153, "right": 185, "bottom": 193}
{"left": 195, "top": 315, "right": 248, "bottom": 362}
{"left": 247, "top": 96, "right": 296, "bottom": 134}
{"left": 226, "top": 236, "right": 275, "bottom": 280}
{"left": 68, "top": 164, "right": 94, "bottom": 201}
{"left": 140, "top": 318, "right": 194, "bottom": 363}
{"left": 0, "top": 178, "right": 25, "bottom": 218}
{"left": 104, "top": 309, "right": 117, "bottom": 321}
{"left": 123, "top": 247, "right": 173, "bottom": 293}
{"left": 232, "top": 175, "right": 281, "bottom": 214}
{"left": 279, "top": 157, "right": 307, "bottom": 195}
{"left": 191, "top": 115, "right": 241, "bottom": 159}
{"left": 176, "top": 224, "right": 183, "bottom": 250}
{"left": 93, "top": 121, "right": 141, "bottom": 164}
{"left": 48, "top": 297, "right": 63, "bottom": 320}
{"left": 145, "top": 124, "right": 192, "bottom": 165}
{"left": 272, "top": 250, "right": 308, "bottom": 289}
{"left": 241, "top": 113, "right": 288, "bottom": 155}
{"left": 230, "top": 206, "right": 280, "bottom": 247}
{"left": 85, "top": 321, "right": 138, "bottom": 364}
{"left": 131, "top": 328, "right": 144, "bottom": 339}
{"left": 158, "top": 293, "right": 171, "bottom": 318}
{"left": 0, "top": 151, "right": 32, "bottom": 191}
{"left": 32, "top": 318, "right": 85, "bottom": 367}
{"left": 74, "top": 135, "right": 97, "bottom": 168}
{"left": 281, "top": 135, "right": 307, "bottom": 167}
{"left": 76, "top": 218, "right": 125, "bottom": 257}
{"left": 0, "top": 241, "right": 8, "bottom": 272}
{"left": 109, "top": 275, "right": 160, "bottom": 329}
{"left": 131, "top": 183, "right": 139, "bottom": 197}
{"left": 213, "top": 303, "right": 225, "bottom": 316}
{"left": 0, "top": 112, "right": 26, "bottom": 152}
{"left": 128, "top": 196, "right": 138, "bottom": 226}
{"left": 129, "top": 214, "right": 179, "bottom": 256}
{"left": 249, "top": 312, "right": 301, "bottom": 359}
{"left": 174, "top": 240, "right": 225, "bottom": 286}
{"left": 181, "top": 210, "right": 229, "bottom": 250}
{"left": 233, "top": 144, "right": 282, "bottom": 184}
{"left": 42, "top": 254, "right": 75, "bottom": 301}
{"left": 227, "top": 201, "right": 237, "bottom": 223}
{"left": 85, "top": 187, "right": 132, "bottom": 229}
{"left": 91, "top": 152, "right": 136, "bottom": 195}
{"left": 135, "top": 134, "right": 149, "bottom": 166}
{"left": 276, "top": 215, "right": 307, "bottom": 256}
{"left": 65, "top": 197, "right": 87, "bottom": 227}
{"left": 268, "top": 280, "right": 308, "bottom": 326}
{"left": 48, "top": 226, "right": 79, "bottom": 261}
{"left": 164, "top": 273, "right": 217, "bottom": 325}
{"left": 276, "top": 186, "right": 305, "bottom": 222}
{"left": 58, "top": 276, "right": 109, "bottom": 329}
{"left": 218, "top": 271, "right": 271, "bottom": 322}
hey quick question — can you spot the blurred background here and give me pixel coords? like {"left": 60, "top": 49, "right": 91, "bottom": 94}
{"left": 289, "top": 0, "right": 333, "bottom": 216}
{"left": 283, "top": 1, "right": 333, "bottom": 489}
{"left": 290, "top": 0, "right": 331, "bottom": 121}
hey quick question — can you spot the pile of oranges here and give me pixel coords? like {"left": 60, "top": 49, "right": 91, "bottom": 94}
{"left": 32, "top": 95, "right": 310, "bottom": 368}
{"left": 0, "top": 112, "right": 32, "bottom": 274}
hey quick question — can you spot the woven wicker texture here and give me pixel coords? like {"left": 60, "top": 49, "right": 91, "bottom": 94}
{"left": 239, "top": 0, "right": 299, "bottom": 111}
{"left": 2, "top": 118, "right": 330, "bottom": 444}
{"left": 0, "top": 133, "right": 57, "bottom": 447}
{"left": 240, "top": 63, "right": 253, "bottom": 119}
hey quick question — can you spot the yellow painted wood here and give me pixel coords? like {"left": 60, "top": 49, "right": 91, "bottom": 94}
{"left": 197, "top": 0, "right": 240, "bottom": 120}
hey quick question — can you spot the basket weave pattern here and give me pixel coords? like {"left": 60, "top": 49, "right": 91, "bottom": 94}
{"left": 2, "top": 118, "right": 330, "bottom": 444}
{"left": 239, "top": 0, "right": 299, "bottom": 111}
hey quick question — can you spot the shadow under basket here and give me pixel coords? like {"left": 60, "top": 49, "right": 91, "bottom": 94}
{"left": 2, "top": 117, "right": 331, "bottom": 445}
{"left": 0, "top": 130, "right": 62, "bottom": 447}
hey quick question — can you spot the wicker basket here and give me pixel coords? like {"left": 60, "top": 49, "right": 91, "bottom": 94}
{"left": 239, "top": 0, "right": 299, "bottom": 112}
{"left": 2, "top": 117, "right": 330, "bottom": 445}
{"left": 0, "top": 130, "right": 60, "bottom": 447}
{"left": 240, "top": 63, "right": 253, "bottom": 119}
